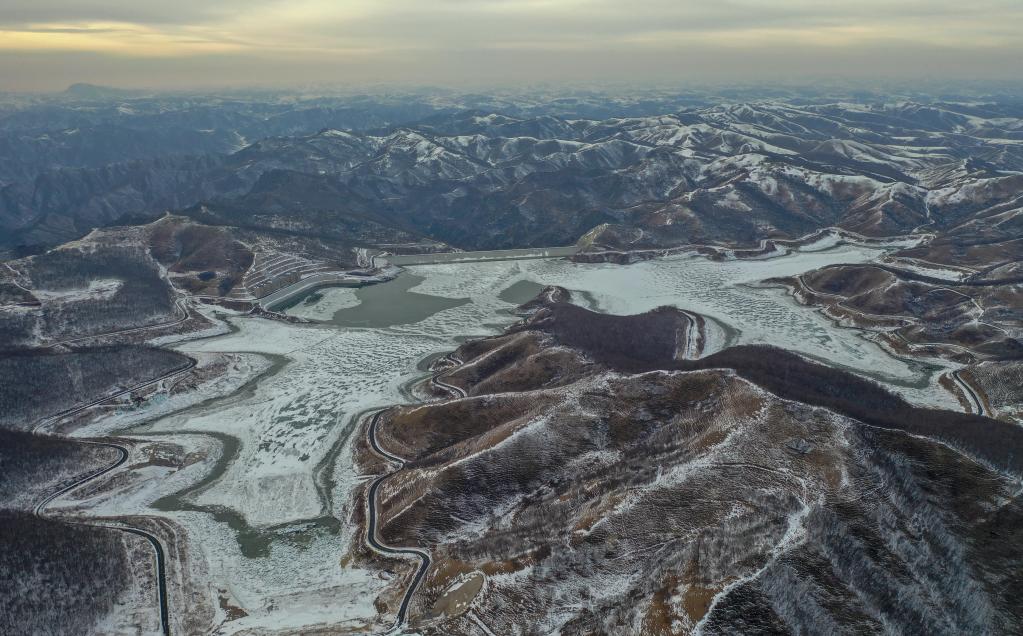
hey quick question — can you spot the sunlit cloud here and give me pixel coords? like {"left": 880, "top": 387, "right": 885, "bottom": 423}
{"left": 0, "top": 0, "right": 1020, "bottom": 89}
{"left": 0, "top": 23, "right": 246, "bottom": 55}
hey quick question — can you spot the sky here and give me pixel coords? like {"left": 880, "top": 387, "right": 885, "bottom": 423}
{"left": 0, "top": 0, "right": 1021, "bottom": 91}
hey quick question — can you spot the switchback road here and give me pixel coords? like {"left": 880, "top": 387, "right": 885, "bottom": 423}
{"left": 365, "top": 409, "right": 432, "bottom": 632}
{"left": 363, "top": 355, "right": 469, "bottom": 631}
{"left": 951, "top": 369, "right": 986, "bottom": 417}
{"left": 431, "top": 353, "right": 468, "bottom": 399}
{"left": 30, "top": 360, "right": 195, "bottom": 635}
{"left": 33, "top": 440, "right": 171, "bottom": 636}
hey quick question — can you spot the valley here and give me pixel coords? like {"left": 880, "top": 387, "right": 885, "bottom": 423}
{"left": 5, "top": 95, "right": 1023, "bottom": 260}
{"left": 24, "top": 237, "right": 1007, "bottom": 634}
{"left": 2, "top": 88, "right": 1021, "bottom": 636}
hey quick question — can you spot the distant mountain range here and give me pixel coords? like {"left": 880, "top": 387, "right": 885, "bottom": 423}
{"left": 2, "top": 94, "right": 1021, "bottom": 257}
{"left": 2, "top": 88, "right": 1022, "bottom": 636}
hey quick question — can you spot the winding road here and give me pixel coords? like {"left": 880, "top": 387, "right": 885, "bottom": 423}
{"left": 677, "top": 309, "right": 703, "bottom": 360}
{"left": 951, "top": 369, "right": 986, "bottom": 417}
{"left": 47, "top": 297, "right": 192, "bottom": 349}
{"left": 29, "top": 354, "right": 195, "bottom": 635}
{"left": 32, "top": 441, "right": 129, "bottom": 517}
{"left": 33, "top": 440, "right": 172, "bottom": 636}
{"left": 365, "top": 409, "right": 433, "bottom": 632}
{"left": 34, "top": 356, "right": 197, "bottom": 435}
{"left": 361, "top": 354, "right": 476, "bottom": 632}
{"left": 431, "top": 353, "right": 468, "bottom": 399}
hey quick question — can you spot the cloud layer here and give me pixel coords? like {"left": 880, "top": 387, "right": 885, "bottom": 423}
{"left": 1, "top": 0, "right": 1021, "bottom": 90}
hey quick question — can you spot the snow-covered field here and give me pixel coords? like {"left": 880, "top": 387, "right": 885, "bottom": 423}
{"left": 74, "top": 242, "right": 960, "bottom": 633}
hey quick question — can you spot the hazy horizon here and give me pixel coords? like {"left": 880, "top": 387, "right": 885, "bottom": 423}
{"left": 1, "top": 0, "right": 1021, "bottom": 92}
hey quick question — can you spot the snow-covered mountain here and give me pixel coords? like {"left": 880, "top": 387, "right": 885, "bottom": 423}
{"left": 2, "top": 97, "right": 1023, "bottom": 254}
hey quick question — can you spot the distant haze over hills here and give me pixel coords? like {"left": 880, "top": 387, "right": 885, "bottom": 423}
{"left": 60, "top": 83, "right": 142, "bottom": 99}
{"left": 1, "top": 87, "right": 1022, "bottom": 258}
{"left": 2, "top": 83, "right": 1022, "bottom": 635}
{"left": 1, "top": 1, "right": 1022, "bottom": 91}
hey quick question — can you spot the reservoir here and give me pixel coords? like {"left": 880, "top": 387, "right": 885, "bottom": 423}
{"left": 77, "top": 239, "right": 956, "bottom": 634}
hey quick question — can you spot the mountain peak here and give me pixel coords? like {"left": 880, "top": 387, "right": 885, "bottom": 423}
{"left": 62, "top": 83, "right": 137, "bottom": 99}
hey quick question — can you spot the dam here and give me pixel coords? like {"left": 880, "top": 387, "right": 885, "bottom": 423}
{"left": 261, "top": 246, "right": 580, "bottom": 309}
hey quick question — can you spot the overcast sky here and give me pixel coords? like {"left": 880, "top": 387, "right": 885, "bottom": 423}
{"left": 1, "top": 0, "right": 1021, "bottom": 91}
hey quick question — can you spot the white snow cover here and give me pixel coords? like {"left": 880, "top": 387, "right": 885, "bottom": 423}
{"left": 282, "top": 286, "right": 361, "bottom": 320}
{"left": 407, "top": 244, "right": 957, "bottom": 408}
{"left": 32, "top": 278, "right": 123, "bottom": 302}
{"left": 73, "top": 241, "right": 962, "bottom": 633}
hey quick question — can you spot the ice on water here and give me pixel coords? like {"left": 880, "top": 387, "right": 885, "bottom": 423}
{"left": 87, "top": 242, "right": 958, "bottom": 632}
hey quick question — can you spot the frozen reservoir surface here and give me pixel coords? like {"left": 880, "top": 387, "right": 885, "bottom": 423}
{"left": 81, "top": 241, "right": 958, "bottom": 633}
